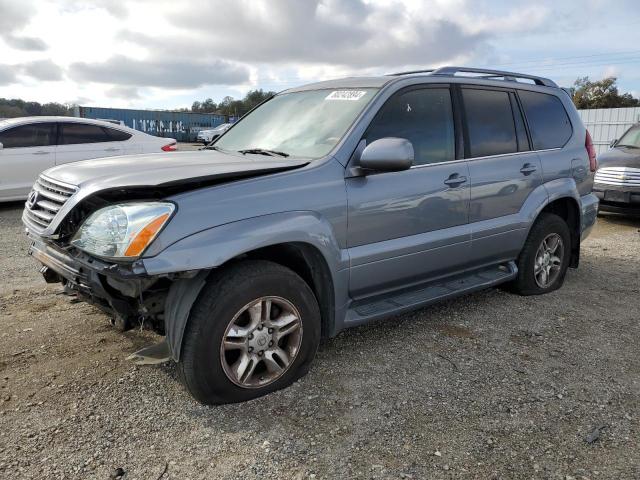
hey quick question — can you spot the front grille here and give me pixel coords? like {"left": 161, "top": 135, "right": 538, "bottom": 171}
{"left": 23, "top": 174, "right": 78, "bottom": 233}
{"left": 594, "top": 167, "right": 640, "bottom": 188}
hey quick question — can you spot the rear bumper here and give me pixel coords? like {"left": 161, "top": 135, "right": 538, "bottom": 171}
{"left": 580, "top": 193, "right": 599, "bottom": 241}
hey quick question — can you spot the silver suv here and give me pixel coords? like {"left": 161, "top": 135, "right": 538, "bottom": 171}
{"left": 23, "top": 67, "right": 599, "bottom": 404}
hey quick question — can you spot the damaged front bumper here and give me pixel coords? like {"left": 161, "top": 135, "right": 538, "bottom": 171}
{"left": 27, "top": 235, "right": 209, "bottom": 363}
{"left": 29, "top": 236, "right": 149, "bottom": 327}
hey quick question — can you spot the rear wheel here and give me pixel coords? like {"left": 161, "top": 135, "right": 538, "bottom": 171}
{"left": 178, "top": 260, "right": 321, "bottom": 404}
{"left": 508, "top": 213, "right": 571, "bottom": 295}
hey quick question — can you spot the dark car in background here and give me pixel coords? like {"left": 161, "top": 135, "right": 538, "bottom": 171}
{"left": 594, "top": 124, "right": 640, "bottom": 213}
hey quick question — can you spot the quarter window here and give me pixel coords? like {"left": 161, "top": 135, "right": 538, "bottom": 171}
{"left": 364, "top": 88, "right": 455, "bottom": 166}
{"left": 0, "top": 123, "right": 57, "bottom": 148}
{"left": 462, "top": 88, "right": 518, "bottom": 158}
{"left": 104, "top": 127, "right": 132, "bottom": 142}
{"left": 518, "top": 91, "right": 572, "bottom": 150}
{"left": 59, "top": 123, "right": 112, "bottom": 145}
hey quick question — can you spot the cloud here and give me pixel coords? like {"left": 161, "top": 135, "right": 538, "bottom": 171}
{"left": 106, "top": 85, "right": 141, "bottom": 100}
{"left": 69, "top": 55, "right": 250, "bottom": 89}
{"left": 4, "top": 35, "right": 47, "bottom": 51}
{"left": 0, "top": 0, "right": 48, "bottom": 51}
{"left": 0, "top": 65, "right": 17, "bottom": 85}
{"left": 57, "top": 0, "right": 129, "bottom": 19}
{"left": 21, "top": 60, "right": 64, "bottom": 81}
{"left": 119, "top": 0, "right": 488, "bottom": 69}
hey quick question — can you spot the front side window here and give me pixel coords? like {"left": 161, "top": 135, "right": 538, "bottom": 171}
{"left": 364, "top": 88, "right": 455, "bottom": 165}
{"left": 617, "top": 126, "right": 640, "bottom": 148}
{"left": 462, "top": 88, "right": 518, "bottom": 158}
{"left": 215, "top": 88, "right": 378, "bottom": 158}
{"left": 59, "top": 123, "right": 112, "bottom": 145}
{"left": 0, "top": 123, "right": 56, "bottom": 148}
{"left": 518, "top": 90, "right": 572, "bottom": 150}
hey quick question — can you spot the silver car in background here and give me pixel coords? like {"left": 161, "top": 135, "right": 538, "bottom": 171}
{"left": 0, "top": 116, "right": 177, "bottom": 201}
{"left": 196, "top": 123, "right": 232, "bottom": 144}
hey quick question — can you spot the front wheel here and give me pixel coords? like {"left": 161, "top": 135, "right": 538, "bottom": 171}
{"left": 178, "top": 261, "right": 321, "bottom": 404}
{"left": 507, "top": 213, "right": 572, "bottom": 295}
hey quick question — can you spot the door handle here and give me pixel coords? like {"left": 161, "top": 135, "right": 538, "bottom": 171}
{"left": 103, "top": 147, "right": 119, "bottom": 152}
{"left": 444, "top": 174, "right": 467, "bottom": 187}
{"left": 520, "top": 163, "right": 537, "bottom": 175}
{"left": 33, "top": 151, "right": 50, "bottom": 155}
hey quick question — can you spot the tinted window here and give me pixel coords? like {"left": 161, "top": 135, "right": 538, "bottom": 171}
{"left": 365, "top": 88, "right": 455, "bottom": 165}
{"left": 0, "top": 123, "right": 56, "bottom": 148}
{"left": 519, "top": 91, "right": 572, "bottom": 150}
{"left": 462, "top": 89, "right": 517, "bottom": 157}
{"left": 104, "top": 127, "right": 132, "bottom": 141}
{"left": 59, "top": 123, "right": 111, "bottom": 145}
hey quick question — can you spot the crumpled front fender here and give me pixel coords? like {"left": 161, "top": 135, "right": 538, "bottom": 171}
{"left": 145, "top": 211, "right": 349, "bottom": 361}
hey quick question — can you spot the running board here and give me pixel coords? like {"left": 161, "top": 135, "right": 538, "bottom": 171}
{"left": 345, "top": 262, "right": 517, "bottom": 326}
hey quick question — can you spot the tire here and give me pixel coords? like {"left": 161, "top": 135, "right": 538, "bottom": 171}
{"left": 507, "top": 213, "right": 572, "bottom": 296}
{"left": 178, "top": 260, "right": 321, "bottom": 405}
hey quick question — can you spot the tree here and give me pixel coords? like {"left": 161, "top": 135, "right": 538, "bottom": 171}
{"left": 570, "top": 77, "right": 640, "bottom": 109}
{"left": 189, "top": 89, "right": 276, "bottom": 117}
{"left": 0, "top": 98, "right": 72, "bottom": 118}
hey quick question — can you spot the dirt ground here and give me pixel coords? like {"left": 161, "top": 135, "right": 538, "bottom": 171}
{"left": 0, "top": 202, "right": 638, "bottom": 480}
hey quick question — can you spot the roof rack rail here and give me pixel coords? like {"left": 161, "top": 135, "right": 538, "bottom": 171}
{"left": 388, "top": 66, "right": 558, "bottom": 88}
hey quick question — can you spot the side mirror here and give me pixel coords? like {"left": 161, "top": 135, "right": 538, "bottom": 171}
{"left": 609, "top": 139, "right": 618, "bottom": 148}
{"left": 359, "top": 137, "right": 414, "bottom": 172}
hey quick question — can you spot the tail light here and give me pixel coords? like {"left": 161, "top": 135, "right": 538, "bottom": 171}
{"left": 161, "top": 141, "right": 177, "bottom": 152}
{"left": 585, "top": 130, "right": 597, "bottom": 172}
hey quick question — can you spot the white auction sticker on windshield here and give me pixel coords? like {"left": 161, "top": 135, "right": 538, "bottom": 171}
{"left": 325, "top": 90, "right": 367, "bottom": 101}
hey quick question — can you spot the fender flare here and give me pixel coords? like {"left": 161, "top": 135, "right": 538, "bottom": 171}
{"left": 143, "top": 211, "right": 348, "bottom": 361}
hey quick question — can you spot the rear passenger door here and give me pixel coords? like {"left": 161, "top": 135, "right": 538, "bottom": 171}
{"left": 56, "top": 122, "right": 126, "bottom": 165}
{"left": 460, "top": 86, "right": 543, "bottom": 266}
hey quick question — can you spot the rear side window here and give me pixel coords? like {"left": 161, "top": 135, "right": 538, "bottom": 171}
{"left": 104, "top": 127, "right": 132, "bottom": 141}
{"left": 462, "top": 88, "right": 517, "bottom": 158}
{"left": 0, "top": 123, "right": 57, "bottom": 148}
{"left": 365, "top": 88, "right": 455, "bottom": 165}
{"left": 518, "top": 91, "right": 572, "bottom": 150}
{"left": 59, "top": 123, "right": 112, "bottom": 145}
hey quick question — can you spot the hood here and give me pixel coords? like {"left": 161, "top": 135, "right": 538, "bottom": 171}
{"left": 44, "top": 150, "right": 309, "bottom": 190}
{"left": 597, "top": 146, "right": 640, "bottom": 169}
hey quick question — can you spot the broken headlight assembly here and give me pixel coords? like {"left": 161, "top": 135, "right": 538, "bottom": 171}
{"left": 71, "top": 202, "right": 174, "bottom": 260}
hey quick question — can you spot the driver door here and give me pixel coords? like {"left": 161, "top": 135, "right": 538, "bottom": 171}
{"left": 346, "top": 86, "right": 471, "bottom": 299}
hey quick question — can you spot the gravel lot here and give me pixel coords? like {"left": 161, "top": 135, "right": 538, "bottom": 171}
{"left": 0, "top": 202, "right": 638, "bottom": 480}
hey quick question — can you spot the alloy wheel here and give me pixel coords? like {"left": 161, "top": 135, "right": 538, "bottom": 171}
{"left": 534, "top": 233, "right": 564, "bottom": 288}
{"left": 220, "top": 296, "right": 303, "bottom": 388}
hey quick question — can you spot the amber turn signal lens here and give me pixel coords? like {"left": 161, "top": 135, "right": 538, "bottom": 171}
{"left": 124, "top": 213, "right": 170, "bottom": 257}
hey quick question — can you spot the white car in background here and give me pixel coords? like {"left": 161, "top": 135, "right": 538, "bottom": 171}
{"left": 196, "top": 123, "right": 232, "bottom": 144}
{"left": 0, "top": 116, "right": 177, "bottom": 201}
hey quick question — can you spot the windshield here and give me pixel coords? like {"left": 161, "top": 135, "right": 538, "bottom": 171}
{"left": 616, "top": 126, "right": 640, "bottom": 148}
{"left": 215, "top": 88, "right": 378, "bottom": 158}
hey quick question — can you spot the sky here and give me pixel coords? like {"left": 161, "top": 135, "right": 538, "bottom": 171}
{"left": 0, "top": 0, "right": 639, "bottom": 110}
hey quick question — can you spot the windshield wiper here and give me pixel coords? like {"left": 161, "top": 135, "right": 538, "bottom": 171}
{"left": 238, "top": 148, "right": 289, "bottom": 158}
{"left": 616, "top": 144, "right": 639, "bottom": 149}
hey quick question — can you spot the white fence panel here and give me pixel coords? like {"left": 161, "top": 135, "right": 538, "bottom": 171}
{"left": 578, "top": 107, "right": 640, "bottom": 155}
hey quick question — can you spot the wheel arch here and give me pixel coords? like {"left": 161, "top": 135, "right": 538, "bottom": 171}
{"left": 537, "top": 196, "right": 581, "bottom": 268}
{"left": 153, "top": 212, "right": 348, "bottom": 361}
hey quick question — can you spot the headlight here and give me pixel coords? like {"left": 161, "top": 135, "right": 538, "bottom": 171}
{"left": 71, "top": 202, "right": 174, "bottom": 259}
